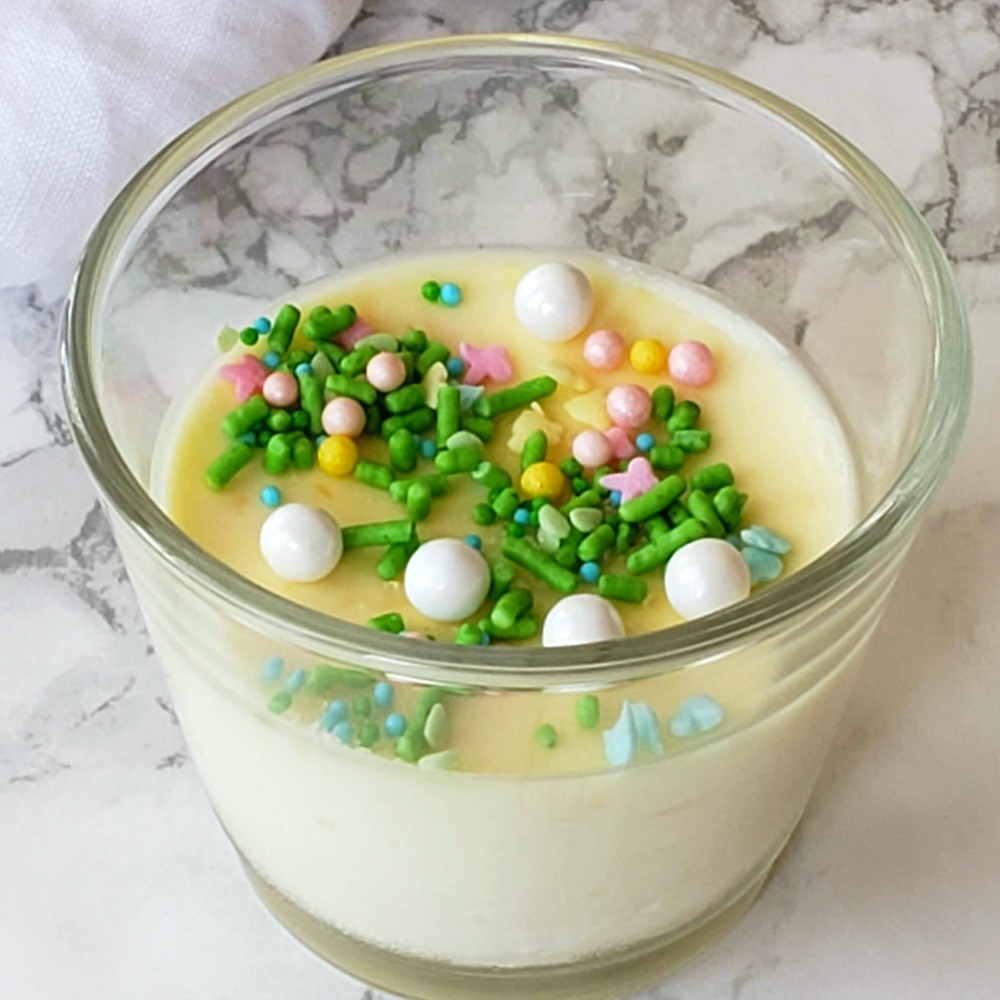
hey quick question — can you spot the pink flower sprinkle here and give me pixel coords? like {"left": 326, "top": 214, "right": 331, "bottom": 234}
{"left": 337, "top": 317, "right": 374, "bottom": 351}
{"left": 600, "top": 457, "right": 659, "bottom": 503}
{"left": 459, "top": 342, "right": 513, "bottom": 385}
{"left": 219, "top": 354, "right": 268, "bottom": 402}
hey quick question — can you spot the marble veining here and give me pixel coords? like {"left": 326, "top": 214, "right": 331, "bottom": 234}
{"left": 3, "top": 1, "right": 999, "bottom": 998}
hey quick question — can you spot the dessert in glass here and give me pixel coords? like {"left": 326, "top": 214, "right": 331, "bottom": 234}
{"left": 62, "top": 36, "right": 969, "bottom": 1000}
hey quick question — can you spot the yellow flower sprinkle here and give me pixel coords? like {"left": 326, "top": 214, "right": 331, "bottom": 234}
{"left": 318, "top": 434, "right": 359, "bottom": 476}
{"left": 507, "top": 404, "right": 564, "bottom": 453}
{"left": 629, "top": 338, "right": 668, "bottom": 374}
{"left": 520, "top": 461, "right": 567, "bottom": 501}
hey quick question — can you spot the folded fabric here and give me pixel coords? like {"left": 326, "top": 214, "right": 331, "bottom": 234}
{"left": 0, "top": 0, "right": 362, "bottom": 289}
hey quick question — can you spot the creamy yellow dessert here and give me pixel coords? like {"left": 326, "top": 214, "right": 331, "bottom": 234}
{"left": 148, "top": 252, "right": 860, "bottom": 976}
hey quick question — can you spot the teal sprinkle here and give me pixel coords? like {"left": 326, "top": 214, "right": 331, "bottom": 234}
{"left": 260, "top": 656, "right": 284, "bottom": 682}
{"left": 740, "top": 525, "right": 792, "bottom": 555}
{"left": 742, "top": 546, "right": 784, "bottom": 584}
{"left": 669, "top": 695, "right": 725, "bottom": 738}
{"left": 283, "top": 668, "right": 308, "bottom": 694}
{"left": 631, "top": 701, "right": 664, "bottom": 754}
{"left": 603, "top": 702, "right": 638, "bottom": 767}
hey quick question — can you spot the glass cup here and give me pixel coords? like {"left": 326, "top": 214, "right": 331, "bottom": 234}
{"left": 62, "top": 35, "right": 970, "bottom": 1000}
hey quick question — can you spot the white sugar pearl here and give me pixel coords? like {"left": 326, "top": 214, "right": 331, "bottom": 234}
{"left": 542, "top": 594, "right": 625, "bottom": 647}
{"left": 259, "top": 503, "right": 342, "bottom": 583}
{"left": 514, "top": 262, "right": 593, "bottom": 343}
{"left": 404, "top": 538, "right": 490, "bottom": 622}
{"left": 664, "top": 538, "right": 750, "bottom": 620}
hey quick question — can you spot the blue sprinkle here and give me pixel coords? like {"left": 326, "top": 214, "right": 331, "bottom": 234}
{"left": 373, "top": 681, "right": 394, "bottom": 709}
{"left": 740, "top": 525, "right": 792, "bottom": 556}
{"left": 332, "top": 721, "right": 354, "bottom": 744}
{"left": 284, "top": 668, "right": 308, "bottom": 694}
{"left": 580, "top": 561, "right": 600, "bottom": 583}
{"left": 440, "top": 282, "right": 462, "bottom": 307}
{"left": 446, "top": 356, "right": 465, "bottom": 377}
{"left": 464, "top": 533, "right": 482, "bottom": 550}
{"left": 319, "top": 699, "right": 349, "bottom": 731}
{"left": 480, "top": 631, "right": 491, "bottom": 646}
{"left": 294, "top": 362, "right": 313, "bottom": 377}
{"left": 742, "top": 546, "right": 784, "bottom": 585}
{"left": 315, "top": 433, "right": 328, "bottom": 446}
{"left": 603, "top": 702, "right": 637, "bottom": 767}
{"left": 385, "top": 713, "right": 407, "bottom": 738}
{"left": 420, "top": 438, "right": 438, "bottom": 459}
{"left": 513, "top": 508, "right": 531, "bottom": 526}
{"left": 610, "top": 490, "right": 622, "bottom": 507}
{"left": 260, "top": 656, "right": 284, "bottom": 683}
{"left": 457, "top": 384, "right": 484, "bottom": 412}
{"left": 262, "top": 351, "right": 280, "bottom": 369}
{"left": 725, "top": 533, "right": 742, "bottom": 549}
{"left": 669, "top": 695, "right": 725, "bottom": 738}
{"left": 253, "top": 316, "right": 272, "bottom": 334}
{"left": 260, "top": 485, "right": 281, "bottom": 508}
{"left": 238, "top": 432, "right": 257, "bottom": 446}
{"left": 636, "top": 433, "right": 655, "bottom": 453}
{"left": 631, "top": 701, "right": 664, "bottom": 753}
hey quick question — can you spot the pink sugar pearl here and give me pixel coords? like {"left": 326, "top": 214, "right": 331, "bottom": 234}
{"left": 262, "top": 371, "right": 298, "bottom": 408}
{"left": 605, "top": 426, "right": 637, "bottom": 460}
{"left": 606, "top": 384, "right": 652, "bottom": 429}
{"left": 583, "top": 329, "right": 626, "bottom": 370}
{"left": 572, "top": 429, "right": 613, "bottom": 468}
{"left": 669, "top": 340, "right": 715, "bottom": 387}
{"left": 366, "top": 351, "right": 407, "bottom": 392}
{"left": 322, "top": 397, "right": 366, "bottom": 438}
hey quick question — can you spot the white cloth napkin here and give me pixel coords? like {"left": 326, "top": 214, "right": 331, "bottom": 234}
{"left": 0, "top": 0, "right": 362, "bottom": 289}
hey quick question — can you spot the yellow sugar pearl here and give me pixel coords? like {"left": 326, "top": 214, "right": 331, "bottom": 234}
{"left": 318, "top": 434, "right": 359, "bottom": 476}
{"left": 630, "top": 338, "right": 668, "bottom": 374}
{"left": 520, "top": 461, "right": 567, "bottom": 501}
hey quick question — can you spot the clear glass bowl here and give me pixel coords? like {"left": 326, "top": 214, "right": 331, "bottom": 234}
{"left": 62, "top": 35, "right": 969, "bottom": 1000}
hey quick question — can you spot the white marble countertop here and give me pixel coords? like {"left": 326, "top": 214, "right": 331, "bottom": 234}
{"left": 2, "top": 1, "right": 998, "bottom": 998}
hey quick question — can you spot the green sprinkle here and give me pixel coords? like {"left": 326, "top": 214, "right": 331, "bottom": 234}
{"left": 388, "top": 428, "right": 419, "bottom": 472}
{"left": 306, "top": 665, "right": 375, "bottom": 694}
{"left": 380, "top": 408, "right": 434, "bottom": 438}
{"left": 267, "top": 304, "right": 300, "bottom": 355}
{"left": 267, "top": 409, "right": 292, "bottom": 432}
{"left": 714, "top": 486, "right": 748, "bottom": 531}
{"left": 560, "top": 457, "right": 584, "bottom": 478}
{"left": 405, "top": 480, "right": 433, "bottom": 522}
{"left": 577, "top": 523, "right": 615, "bottom": 563}
{"left": 667, "top": 400, "right": 701, "bottom": 432}
{"left": 222, "top": 395, "right": 269, "bottom": 438}
{"left": 402, "top": 328, "right": 428, "bottom": 352}
{"left": 217, "top": 325, "right": 238, "bottom": 352}
{"left": 687, "top": 489, "right": 726, "bottom": 537}
{"left": 598, "top": 573, "right": 648, "bottom": 604}
{"left": 672, "top": 429, "right": 712, "bottom": 453}
{"left": 489, "top": 560, "right": 516, "bottom": 601}
{"left": 291, "top": 435, "right": 315, "bottom": 470}
{"left": 424, "top": 703, "right": 449, "bottom": 749}
{"left": 691, "top": 463, "right": 734, "bottom": 492}
{"left": 353, "top": 696, "right": 372, "bottom": 718}
{"left": 435, "top": 445, "right": 480, "bottom": 475}
{"left": 472, "top": 502, "right": 496, "bottom": 526}
{"left": 575, "top": 695, "right": 600, "bottom": 729}
{"left": 460, "top": 415, "right": 495, "bottom": 441}
{"left": 291, "top": 409, "right": 310, "bottom": 430}
{"left": 561, "top": 489, "right": 602, "bottom": 515}
{"left": 666, "top": 502, "right": 691, "bottom": 526}
{"left": 652, "top": 384, "right": 676, "bottom": 422}
{"left": 344, "top": 520, "right": 415, "bottom": 549}
{"left": 491, "top": 587, "right": 534, "bottom": 630}
{"left": 506, "top": 523, "right": 526, "bottom": 539}
{"left": 239, "top": 326, "right": 258, "bottom": 346}
{"left": 421, "top": 280, "right": 442, "bottom": 302}
{"left": 340, "top": 345, "right": 379, "bottom": 378}
{"left": 354, "top": 459, "right": 395, "bottom": 490}
{"left": 535, "top": 724, "right": 558, "bottom": 749}
{"left": 445, "top": 430, "right": 483, "bottom": 452}
{"left": 649, "top": 444, "right": 685, "bottom": 471}
{"left": 205, "top": 442, "right": 253, "bottom": 489}
{"left": 491, "top": 487, "right": 521, "bottom": 519}
{"left": 473, "top": 376, "right": 557, "bottom": 419}
{"left": 368, "top": 612, "right": 406, "bottom": 633}
{"left": 619, "top": 474, "right": 686, "bottom": 524}
{"left": 483, "top": 614, "right": 539, "bottom": 640}
{"left": 268, "top": 691, "right": 292, "bottom": 714}
{"left": 308, "top": 351, "right": 335, "bottom": 381}
{"left": 263, "top": 433, "right": 291, "bottom": 475}
{"left": 416, "top": 342, "right": 450, "bottom": 377}
{"left": 436, "top": 386, "right": 461, "bottom": 447}
{"left": 455, "top": 623, "right": 484, "bottom": 645}
{"left": 646, "top": 515, "right": 670, "bottom": 540}
{"left": 377, "top": 541, "right": 416, "bottom": 580}
{"left": 396, "top": 688, "right": 446, "bottom": 762}
{"left": 473, "top": 461, "right": 512, "bottom": 492}
{"left": 385, "top": 384, "right": 426, "bottom": 415}
{"left": 569, "top": 507, "right": 603, "bottom": 533}
{"left": 571, "top": 476, "right": 589, "bottom": 494}
{"left": 615, "top": 522, "right": 635, "bottom": 554}
{"left": 298, "top": 374, "right": 324, "bottom": 435}
{"left": 389, "top": 474, "right": 449, "bottom": 502}
{"left": 358, "top": 721, "right": 380, "bottom": 748}
{"left": 302, "top": 304, "right": 356, "bottom": 342}
{"left": 626, "top": 518, "right": 708, "bottom": 574}
{"left": 312, "top": 340, "right": 348, "bottom": 368}
{"left": 354, "top": 333, "right": 399, "bottom": 353}
{"left": 520, "top": 429, "right": 548, "bottom": 472}
{"left": 501, "top": 536, "right": 578, "bottom": 595}
{"left": 325, "top": 373, "right": 377, "bottom": 406}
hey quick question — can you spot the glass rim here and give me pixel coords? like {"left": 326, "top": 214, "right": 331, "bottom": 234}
{"left": 61, "top": 33, "right": 971, "bottom": 690}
